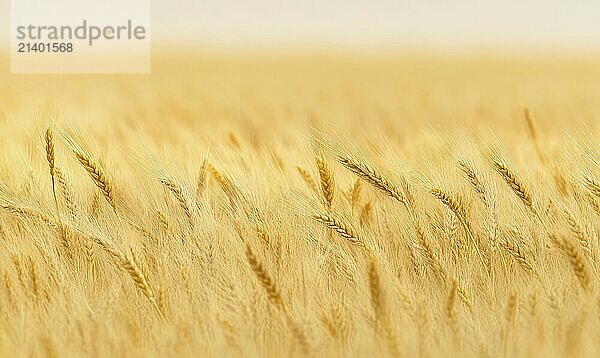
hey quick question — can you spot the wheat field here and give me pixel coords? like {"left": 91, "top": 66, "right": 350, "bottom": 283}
{"left": 0, "top": 53, "right": 600, "bottom": 357}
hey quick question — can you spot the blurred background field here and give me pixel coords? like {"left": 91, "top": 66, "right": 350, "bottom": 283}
{"left": 2, "top": 51, "right": 599, "bottom": 137}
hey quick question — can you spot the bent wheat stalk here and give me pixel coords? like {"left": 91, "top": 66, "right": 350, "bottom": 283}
{"left": 459, "top": 161, "right": 486, "bottom": 202}
{"left": 498, "top": 238, "right": 534, "bottom": 274}
{"left": 91, "top": 235, "right": 163, "bottom": 316}
{"left": 431, "top": 188, "right": 487, "bottom": 272}
{"left": 337, "top": 155, "right": 404, "bottom": 203}
{"left": 74, "top": 151, "right": 116, "bottom": 211}
{"left": 459, "top": 161, "right": 498, "bottom": 247}
{"left": 245, "top": 243, "right": 310, "bottom": 353}
{"left": 245, "top": 243, "right": 284, "bottom": 309}
{"left": 313, "top": 213, "right": 363, "bottom": 246}
{"left": 1, "top": 204, "right": 61, "bottom": 232}
{"left": 493, "top": 161, "right": 533, "bottom": 210}
{"left": 159, "top": 178, "right": 194, "bottom": 227}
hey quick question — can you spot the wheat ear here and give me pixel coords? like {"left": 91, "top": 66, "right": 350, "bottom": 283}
{"left": 367, "top": 256, "right": 399, "bottom": 357}
{"left": 498, "top": 238, "right": 534, "bottom": 274}
{"left": 74, "top": 151, "right": 116, "bottom": 211}
{"left": 244, "top": 243, "right": 310, "bottom": 353}
{"left": 459, "top": 161, "right": 498, "bottom": 247}
{"left": 313, "top": 213, "right": 363, "bottom": 246}
{"left": 459, "top": 161, "right": 486, "bottom": 201}
{"left": 359, "top": 200, "right": 373, "bottom": 227}
{"left": 588, "top": 195, "right": 600, "bottom": 216}
{"left": 122, "top": 251, "right": 162, "bottom": 313}
{"left": 316, "top": 153, "right": 335, "bottom": 211}
{"left": 45, "top": 128, "right": 60, "bottom": 215}
{"left": 349, "top": 178, "right": 362, "bottom": 212}
{"left": 245, "top": 243, "right": 284, "bottom": 309}
{"left": 493, "top": 161, "right": 533, "bottom": 210}
{"left": 1, "top": 204, "right": 61, "bottom": 232}
{"left": 431, "top": 188, "right": 487, "bottom": 271}
{"left": 54, "top": 168, "right": 76, "bottom": 219}
{"left": 295, "top": 166, "right": 319, "bottom": 194}
{"left": 560, "top": 236, "right": 592, "bottom": 293}
{"left": 159, "top": 178, "right": 194, "bottom": 227}
{"left": 196, "top": 159, "right": 208, "bottom": 201}
{"left": 584, "top": 176, "right": 600, "bottom": 199}
{"left": 446, "top": 280, "right": 458, "bottom": 331}
{"left": 523, "top": 108, "right": 548, "bottom": 166}
{"left": 565, "top": 210, "right": 593, "bottom": 261}
{"left": 208, "top": 163, "right": 240, "bottom": 206}
{"left": 91, "top": 236, "right": 163, "bottom": 316}
{"left": 337, "top": 155, "right": 404, "bottom": 203}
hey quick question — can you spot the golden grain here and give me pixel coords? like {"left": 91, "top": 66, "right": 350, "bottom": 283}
{"left": 0, "top": 55, "right": 597, "bottom": 357}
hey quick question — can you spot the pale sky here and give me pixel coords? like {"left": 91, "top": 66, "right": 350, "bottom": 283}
{"left": 2, "top": 0, "right": 600, "bottom": 50}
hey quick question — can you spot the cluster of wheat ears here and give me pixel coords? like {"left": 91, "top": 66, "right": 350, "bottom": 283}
{"left": 1, "top": 57, "right": 600, "bottom": 357}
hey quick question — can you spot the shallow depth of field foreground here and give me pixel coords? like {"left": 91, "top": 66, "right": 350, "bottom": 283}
{"left": 1, "top": 53, "right": 600, "bottom": 357}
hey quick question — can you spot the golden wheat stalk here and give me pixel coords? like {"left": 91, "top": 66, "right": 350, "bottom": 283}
{"left": 431, "top": 188, "right": 487, "bottom": 271}
{"left": 413, "top": 217, "right": 443, "bottom": 276}
{"left": 564, "top": 210, "right": 593, "bottom": 261}
{"left": 505, "top": 292, "right": 517, "bottom": 323}
{"left": 524, "top": 109, "right": 570, "bottom": 195}
{"left": 90, "top": 235, "right": 163, "bottom": 316}
{"left": 316, "top": 153, "right": 335, "bottom": 210}
{"left": 498, "top": 238, "right": 534, "bottom": 274}
{"left": 295, "top": 166, "right": 319, "bottom": 194}
{"left": 208, "top": 163, "right": 240, "bottom": 206}
{"left": 44, "top": 128, "right": 60, "bottom": 216}
{"left": 196, "top": 159, "right": 208, "bottom": 201}
{"left": 459, "top": 162, "right": 498, "bottom": 247}
{"left": 459, "top": 161, "right": 486, "bottom": 202}
{"left": 245, "top": 243, "right": 284, "bottom": 308}
{"left": 523, "top": 108, "right": 548, "bottom": 166}
{"left": 159, "top": 178, "right": 194, "bottom": 227}
{"left": 54, "top": 168, "right": 76, "bottom": 219}
{"left": 584, "top": 176, "right": 600, "bottom": 199}
{"left": 45, "top": 128, "right": 55, "bottom": 178}
{"left": 589, "top": 195, "right": 600, "bottom": 216}
{"left": 446, "top": 280, "right": 458, "bottom": 329}
{"left": 321, "top": 303, "right": 350, "bottom": 342}
{"left": 397, "top": 179, "right": 445, "bottom": 277}
{"left": 456, "top": 283, "right": 473, "bottom": 313}
{"left": 74, "top": 151, "right": 116, "bottom": 211}
{"left": 560, "top": 236, "right": 592, "bottom": 293}
{"left": 367, "top": 257, "right": 399, "bottom": 357}
{"left": 217, "top": 315, "right": 242, "bottom": 352}
{"left": 337, "top": 155, "right": 404, "bottom": 203}
{"left": 1, "top": 204, "right": 61, "bottom": 232}
{"left": 359, "top": 200, "right": 373, "bottom": 227}
{"left": 348, "top": 178, "right": 362, "bottom": 212}
{"left": 431, "top": 188, "right": 466, "bottom": 220}
{"left": 285, "top": 314, "right": 311, "bottom": 355}
{"left": 313, "top": 213, "right": 363, "bottom": 246}
{"left": 244, "top": 244, "right": 309, "bottom": 353}
{"left": 122, "top": 251, "right": 162, "bottom": 312}
{"left": 493, "top": 161, "right": 533, "bottom": 209}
